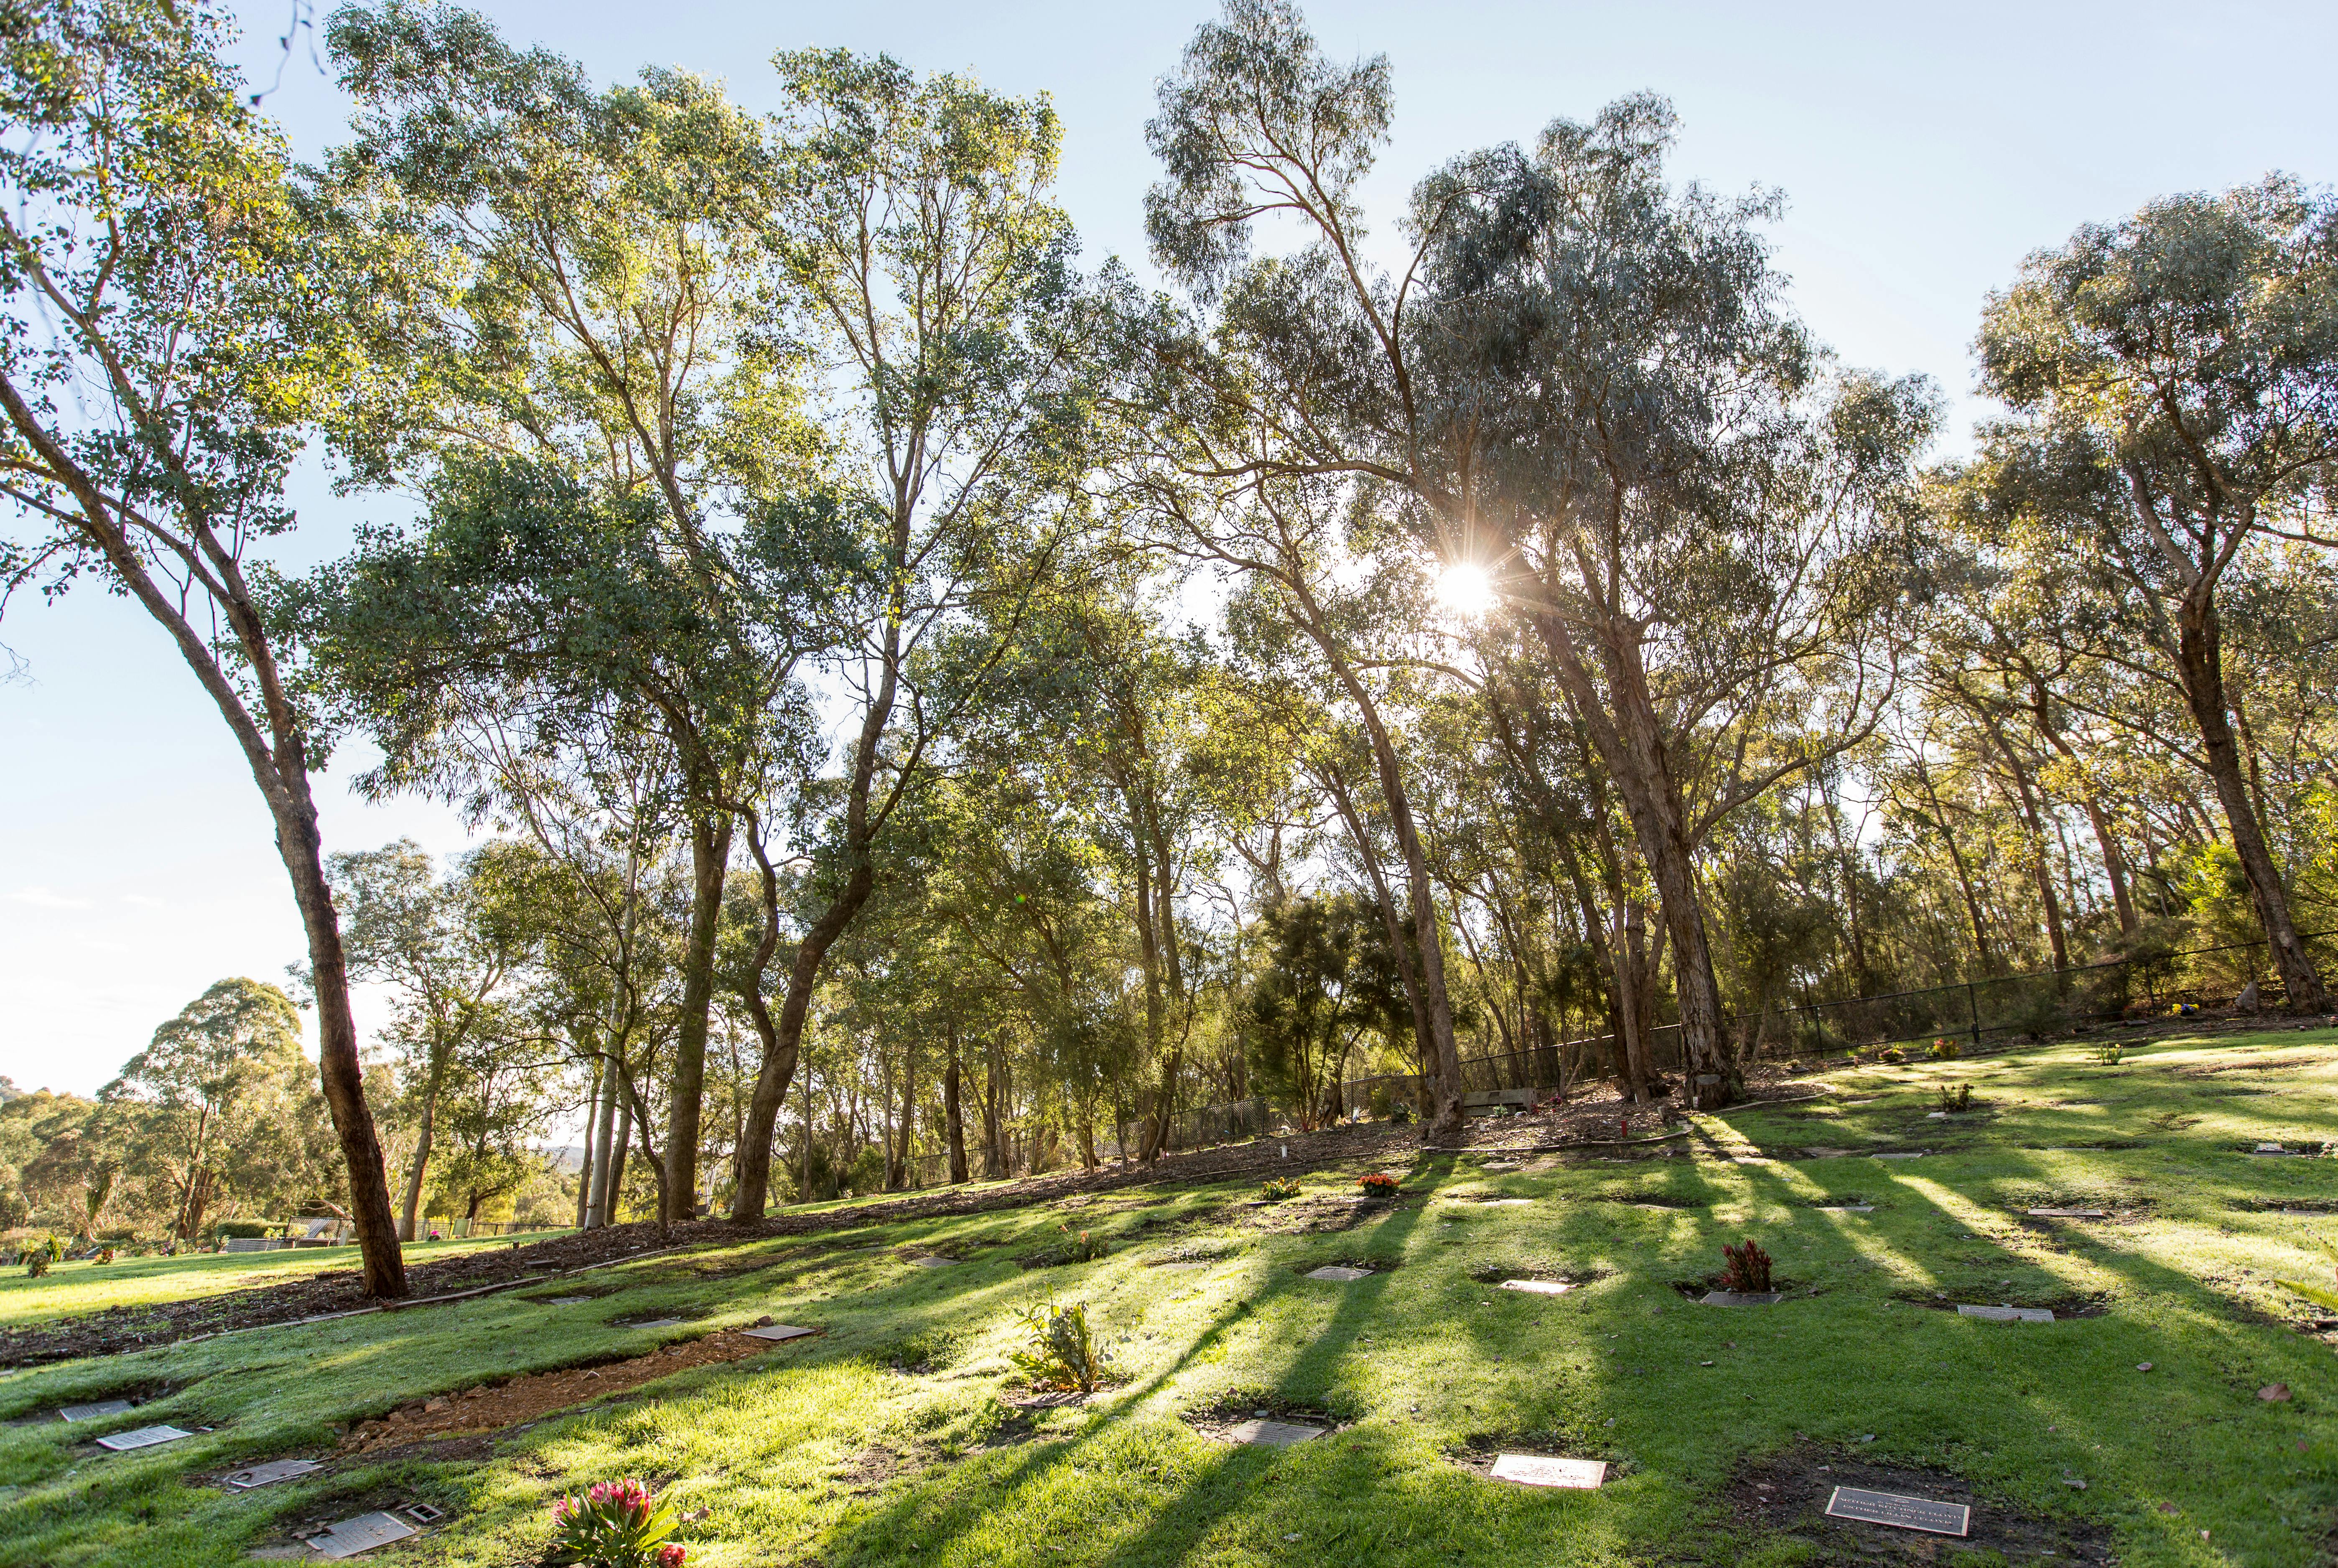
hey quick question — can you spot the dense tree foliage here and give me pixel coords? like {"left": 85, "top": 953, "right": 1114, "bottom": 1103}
{"left": 3, "top": 0, "right": 2332, "bottom": 1251}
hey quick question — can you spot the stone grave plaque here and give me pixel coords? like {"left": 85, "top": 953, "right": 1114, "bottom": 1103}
{"left": 542, "top": 1295, "right": 592, "bottom": 1306}
{"left": 1482, "top": 1198, "right": 1534, "bottom": 1207}
{"left": 631, "top": 1317, "right": 686, "bottom": 1329}
{"left": 1225, "top": 1418, "right": 1323, "bottom": 1447}
{"left": 311, "top": 1511, "right": 419, "bottom": 1558}
{"left": 1957, "top": 1304, "right": 2053, "bottom": 1323}
{"left": 224, "top": 1459, "right": 321, "bottom": 1489}
{"left": 1700, "top": 1291, "right": 1783, "bottom": 1307}
{"left": 1489, "top": 1453, "right": 1606, "bottom": 1489}
{"left": 59, "top": 1400, "right": 135, "bottom": 1423}
{"left": 911, "top": 1256, "right": 957, "bottom": 1268}
{"left": 96, "top": 1424, "right": 193, "bottom": 1452}
{"left": 742, "top": 1323, "right": 816, "bottom": 1342}
{"left": 1499, "top": 1279, "right": 1571, "bottom": 1296}
{"left": 2026, "top": 1207, "right": 2106, "bottom": 1219}
{"left": 1824, "top": 1485, "right": 1970, "bottom": 1536}
{"left": 1805, "top": 1147, "right": 1853, "bottom": 1158}
{"left": 1814, "top": 1205, "right": 1874, "bottom": 1213}
{"left": 1304, "top": 1265, "right": 1372, "bottom": 1283}
{"left": 1873, "top": 1152, "right": 1923, "bottom": 1161}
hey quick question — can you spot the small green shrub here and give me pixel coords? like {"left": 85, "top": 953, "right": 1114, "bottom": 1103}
{"left": 24, "top": 1249, "right": 51, "bottom": 1278}
{"left": 2093, "top": 1043, "right": 2125, "bottom": 1065}
{"left": 1937, "top": 1084, "right": 1974, "bottom": 1112}
{"left": 1358, "top": 1171, "right": 1401, "bottom": 1199}
{"left": 1929, "top": 1037, "right": 1962, "bottom": 1060}
{"left": 546, "top": 1477, "right": 685, "bottom": 1566}
{"left": 1879, "top": 1047, "right": 1906, "bottom": 1063}
{"left": 1259, "top": 1177, "right": 1301, "bottom": 1201}
{"left": 1720, "top": 1238, "right": 1773, "bottom": 1293}
{"left": 214, "top": 1220, "right": 273, "bottom": 1240}
{"left": 1010, "top": 1296, "right": 1107, "bottom": 1393}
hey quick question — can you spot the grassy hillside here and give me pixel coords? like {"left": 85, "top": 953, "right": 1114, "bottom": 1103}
{"left": 0, "top": 1029, "right": 2329, "bottom": 1567}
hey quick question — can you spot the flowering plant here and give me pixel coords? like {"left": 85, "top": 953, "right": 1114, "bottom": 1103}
{"left": 545, "top": 1478, "right": 685, "bottom": 1567}
{"left": 1259, "top": 1177, "right": 1301, "bottom": 1201}
{"left": 1357, "top": 1172, "right": 1400, "bottom": 1198}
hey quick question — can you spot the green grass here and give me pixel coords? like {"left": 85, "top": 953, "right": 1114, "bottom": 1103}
{"left": 0, "top": 1031, "right": 2331, "bottom": 1566}
{"left": 0, "top": 1231, "right": 572, "bottom": 1330}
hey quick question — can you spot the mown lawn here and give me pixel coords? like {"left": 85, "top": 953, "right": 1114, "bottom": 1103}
{"left": 0, "top": 1231, "right": 572, "bottom": 1331}
{"left": 0, "top": 1030, "right": 2330, "bottom": 1567}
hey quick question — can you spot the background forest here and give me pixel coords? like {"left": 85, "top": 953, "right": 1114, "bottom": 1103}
{"left": 1, "top": 0, "right": 2332, "bottom": 1284}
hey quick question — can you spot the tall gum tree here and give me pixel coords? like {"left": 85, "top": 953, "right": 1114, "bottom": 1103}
{"left": 1136, "top": 1, "right": 1932, "bottom": 1108}
{"left": 728, "top": 49, "right": 1097, "bottom": 1218}
{"left": 314, "top": 2, "right": 827, "bottom": 1221}
{"left": 1968, "top": 176, "right": 2338, "bottom": 1011}
{"left": 0, "top": 0, "right": 406, "bottom": 1293}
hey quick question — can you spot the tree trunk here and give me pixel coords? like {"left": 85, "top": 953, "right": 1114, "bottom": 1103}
{"left": 1531, "top": 608, "right": 1732, "bottom": 1107}
{"left": 981, "top": 1039, "right": 1006, "bottom": 1179}
{"left": 601, "top": 1090, "right": 632, "bottom": 1228}
{"left": 574, "top": 1056, "right": 604, "bottom": 1230}
{"left": 943, "top": 1020, "right": 968, "bottom": 1184}
{"left": 2177, "top": 598, "right": 2329, "bottom": 1009}
{"left": 587, "top": 1054, "right": 621, "bottom": 1228}
{"left": 664, "top": 811, "right": 733, "bottom": 1224}
{"left": 400, "top": 1047, "right": 453, "bottom": 1243}
{"left": 182, "top": 1167, "right": 216, "bottom": 1241}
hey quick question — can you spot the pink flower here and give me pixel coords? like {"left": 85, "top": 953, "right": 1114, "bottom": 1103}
{"left": 657, "top": 1547, "right": 688, "bottom": 1567}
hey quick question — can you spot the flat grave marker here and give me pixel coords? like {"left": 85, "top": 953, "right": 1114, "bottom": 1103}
{"left": 542, "top": 1295, "right": 592, "bottom": 1306}
{"left": 1873, "top": 1152, "right": 1924, "bottom": 1161}
{"left": 1824, "top": 1486, "right": 1970, "bottom": 1537}
{"left": 1499, "top": 1279, "right": 1571, "bottom": 1296}
{"left": 224, "top": 1459, "right": 321, "bottom": 1490}
{"left": 628, "top": 1317, "right": 687, "bottom": 1330}
{"left": 1814, "top": 1205, "right": 1874, "bottom": 1213}
{"left": 1489, "top": 1454, "right": 1606, "bottom": 1489}
{"left": 2026, "top": 1207, "right": 2106, "bottom": 1219}
{"left": 742, "top": 1324, "right": 817, "bottom": 1342}
{"left": 1304, "top": 1265, "right": 1373, "bottom": 1283}
{"left": 1480, "top": 1198, "right": 1534, "bottom": 1206}
{"left": 910, "top": 1256, "right": 957, "bottom": 1268}
{"left": 96, "top": 1424, "right": 193, "bottom": 1452}
{"left": 58, "top": 1400, "right": 135, "bottom": 1423}
{"left": 1224, "top": 1418, "right": 1324, "bottom": 1448}
{"left": 1804, "top": 1147, "right": 1855, "bottom": 1158}
{"left": 1153, "top": 1261, "right": 1212, "bottom": 1272}
{"left": 309, "top": 1512, "right": 419, "bottom": 1559}
{"left": 1957, "top": 1304, "right": 2054, "bottom": 1323}
{"left": 1700, "top": 1291, "right": 1783, "bottom": 1307}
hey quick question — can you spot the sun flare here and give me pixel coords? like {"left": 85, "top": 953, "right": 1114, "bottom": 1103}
{"left": 1436, "top": 560, "right": 1496, "bottom": 617}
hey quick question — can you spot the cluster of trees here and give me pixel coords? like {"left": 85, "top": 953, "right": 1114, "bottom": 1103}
{"left": 0, "top": 974, "right": 576, "bottom": 1244}
{"left": 3, "top": 0, "right": 2330, "bottom": 1293}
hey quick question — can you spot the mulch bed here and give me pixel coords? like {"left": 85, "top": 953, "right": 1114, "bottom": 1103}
{"left": 333, "top": 1324, "right": 803, "bottom": 1457}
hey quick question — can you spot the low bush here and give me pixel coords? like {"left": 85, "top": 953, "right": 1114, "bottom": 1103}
{"left": 2093, "top": 1043, "right": 2126, "bottom": 1065}
{"left": 214, "top": 1220, "right": 273, "bottom": 1240}
{"left": 1929, "top": 1037, "right": 1961, "bottom": 1060}
{"left": 1259, "top": 1177, "right": 1301, "bottom": 1201}
{"left": 1720, "top": 1238, "right": 1773, "bottom": 1293}
{"left": 546, "top": 1477, "right": 685, "bottom": 1567}
{"left": 1010, "top": 1297, "right": 1107, "bottom": 1393}
{"left": 1937, "top": 1084, "right": 1974, "bottom": 1112}
{"left": 1358, "top": 1171, "right": 1401, "bottom": 1200}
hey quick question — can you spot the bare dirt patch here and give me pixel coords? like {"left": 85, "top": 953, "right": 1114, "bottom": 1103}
{"left": 1179, "top": 1392, "right": 1345, "bottom": 1443}
{"left": 336, "top": 1326, "right": 810, "bottom": 1456}
{"left": 1724, "top": 1444, "right": 2113, "bottom": 1565}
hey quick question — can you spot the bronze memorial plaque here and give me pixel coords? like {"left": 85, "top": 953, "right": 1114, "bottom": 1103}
{"left": 1825, "top": 1486, "right": 1970, "bottom": 1536}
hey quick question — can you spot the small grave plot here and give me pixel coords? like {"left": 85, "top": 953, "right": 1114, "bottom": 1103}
{"left": 31, "top": 1377, "right": 178, "bottom": 1426}
{"left": 1725, "top": 1445, "right": 2113, "bottom": 1566}
{"left": 338, "top": 1328, "right": 792, "bottom": 1456}
{"left": 1596, "top": 1191, "right": 1704, "bottom": 1210}
{"left": 1449, "top": 1431, "right": 1612, "bottom": 1489}
{"left": 1467, "top": 1263, "right": 1605, "bottom": 1293}
{"left": 96, "top": 1422, "right": 197, "bottom": 1452}
{"left": 1898, "top": 1291, "right": 2107, "bottom": 1320}
{"left": 262, "top": 1494, "right": 448, "bottom": 1561}
{"left": 1297, "top": 1255, "right": 1395, "bottom": 1282}
{"left": 1671, "top": 1274, "right": 1803, "bottom": 1305}
{"left": 609, "top": 1313, "right": 693, "bottom": 1329}
{"left": 1182, "top": 1394, "right": 1340, "bottom": 1447}
{"left": 219, "top": 1457, "right": 322, "bottom": 1490}
{"left": 1247, "top": 1194, "right": 1397, "bottom": 1235}
{"left": 1148, "top": 1240, "right": 1243, "bottom": 1268}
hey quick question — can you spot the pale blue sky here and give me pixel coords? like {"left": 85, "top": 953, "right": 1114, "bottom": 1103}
{"left": 5, "top": 0, "right": 2334, "bottom": 1095}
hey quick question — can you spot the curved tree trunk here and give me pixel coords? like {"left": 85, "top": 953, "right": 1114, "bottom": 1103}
{"left": 2178, "top": 600, "right": 2329, "bottom": 1010}
{"left": 664, "top": 810, "right": 733, "bottom": 1224}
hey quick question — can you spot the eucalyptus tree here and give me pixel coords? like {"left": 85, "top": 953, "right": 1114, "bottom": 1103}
{"left": 103, "top": 979, "right": 318, "bottom": 1240}
{"left": 329, "top": 840, "right": 530, "bottom": 1238}
{"left": 728, "top": 49, "right": 1098, "bottom": 1218}
{"left": 1138, "top": 2, "right": 1933, "bottom": 1107}
{"left": 0, "top": 0, "right": 406, "bottom": 1292}
{"left": 1962, "top": 177, "right": 2338, "bottom": 1009}
{"left": 311, "top": 3, "right": 831, "bottom": 1220}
